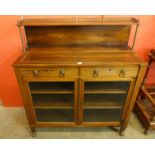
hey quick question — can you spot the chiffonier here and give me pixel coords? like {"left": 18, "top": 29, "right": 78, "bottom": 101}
{"left": 13, "top": 17, "right": 147, "bottom": 136}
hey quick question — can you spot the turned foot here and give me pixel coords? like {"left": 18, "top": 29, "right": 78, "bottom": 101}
{"left": 32, "top": 131, "right": 37, "bottom": 137}
{"left": 119, "top": 130, "right": 124, "bottom": 136}
{"left": 31, "top": 127, "right": 37, "bottom": 137}
{"left": 144, "top": 130, "right": 149, "bottom": 135}
{"left": 119, "top": 127, "right": 125, "bottom": 136}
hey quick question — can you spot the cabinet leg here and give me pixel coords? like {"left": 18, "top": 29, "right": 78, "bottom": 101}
{"left": 31, "top": 127, "right": 37, "bottom": 137}
{"left": 119, "top": 127, "right": 125, "bottom": 136}
{"left": 144, "top": 130, "right": 149, "bottom": 135}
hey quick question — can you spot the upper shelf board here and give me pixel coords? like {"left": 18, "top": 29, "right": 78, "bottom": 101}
{"left": 17, "top": 17, "right": 139, "bottom": 26}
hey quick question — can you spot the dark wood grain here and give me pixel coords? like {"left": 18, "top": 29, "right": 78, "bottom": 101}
{"left": 25, "top": 25, "right": 131, "bottom": 47}
{"left": 13, "top": 17, "right": 147, "bottom": 136}
{"left": 13, "top": 46, "right": 146, "bottom": 67}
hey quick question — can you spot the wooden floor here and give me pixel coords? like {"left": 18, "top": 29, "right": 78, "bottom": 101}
{"left": 0, "top": 107, "right": 155, "bottom": 139}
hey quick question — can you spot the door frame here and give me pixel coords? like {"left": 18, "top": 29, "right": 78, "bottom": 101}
{"left": 22, "top": 77, "right": 79, "bottom": 127}
{"left": 78, "top": 77, "right": 136, "bottom": 126}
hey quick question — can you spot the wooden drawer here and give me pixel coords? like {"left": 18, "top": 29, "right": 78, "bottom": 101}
{"left": 80, "top": 67, "right": 139, "bottom": 79}
{"left": 19, "top": 68, "right": 78, "bottom": 79}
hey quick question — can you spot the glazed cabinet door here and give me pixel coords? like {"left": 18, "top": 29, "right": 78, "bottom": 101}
{"left": 22, "top": 78, "right": 78, "bottom": 126}
{"left": 79, "top": 78, "right": 135, "bottom": 126}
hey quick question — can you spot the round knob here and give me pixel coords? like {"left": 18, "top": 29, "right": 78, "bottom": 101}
{"left": 119, "top": 69, "right": 125, "bottom": 78}
{"left": 59, "top": 69, "right": 65, "bottom": 77}
{"left": 33, "top": 69, "right": 39, "bottom": 76}
{"left": 93, "top": 69, "right": 99, "bottom": 77}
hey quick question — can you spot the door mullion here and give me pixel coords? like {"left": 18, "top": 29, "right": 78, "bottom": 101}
{"left": 78, "top": 79, "right": 84, "bottom": 125}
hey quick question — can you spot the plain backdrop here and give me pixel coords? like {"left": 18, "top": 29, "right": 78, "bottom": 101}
{"left": 0, "top": 15, "right": 155, "bottom": 107}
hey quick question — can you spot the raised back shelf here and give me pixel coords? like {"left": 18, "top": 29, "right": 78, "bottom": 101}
{"left": 17, "top": 17, "right": 139, "bottom": 51}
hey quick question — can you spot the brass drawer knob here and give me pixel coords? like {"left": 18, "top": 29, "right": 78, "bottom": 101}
{"left": 59, "top": 69, "right": 65, "bottom": 77}
{"left": 33, "top": 69, "right": 39, "bottom": 76}
{"left": 93, "top": 69, "right": 99, "bottom": 77}
{"left": 119, "top": 69, "right": 125, "bottom": 78}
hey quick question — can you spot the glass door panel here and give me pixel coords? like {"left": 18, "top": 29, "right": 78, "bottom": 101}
{"left": 81, "top": 81, "right": 132, "bottom": 123}
{"left": 28, "top": 81, "right": 76, "bottom": 123}
{"left": 83, "top": 109, "right": 123, "bottom": 122}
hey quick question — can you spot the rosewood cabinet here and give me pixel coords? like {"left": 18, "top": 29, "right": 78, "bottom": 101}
{"left": 13, "top": 17, "right": 147, "bottom": 136}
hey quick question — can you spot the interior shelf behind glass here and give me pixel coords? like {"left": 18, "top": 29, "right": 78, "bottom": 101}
{"left": 84, "top": 81, "right": 130, "bottom": 94}
{"left": 31, "top": 94, "right": 74, "bottom": 109}
{"left": 29, "top": 82, "right": 74, "bottom": 94}
{"left": 84, "top": 94, "right": 127, "bottom": 109}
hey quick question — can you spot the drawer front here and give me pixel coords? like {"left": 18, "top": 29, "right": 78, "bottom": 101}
{"left": 80, "top": 67, "right": 139, "bottom": 79}
{"left": 19, "top": 68, "right": 78, "bottom": 79}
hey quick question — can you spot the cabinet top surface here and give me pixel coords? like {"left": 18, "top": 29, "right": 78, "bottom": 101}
{"left": 13, "top": 46, "right": 147, "bottom": 67}
{"left": 17, "top": 17, "right": 138, "bottom": 26}
{"left": 14, "top": 17, "right": 146, "bottom": 67}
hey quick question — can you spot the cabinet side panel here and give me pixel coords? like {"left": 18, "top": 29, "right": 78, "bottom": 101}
{"left": 14, "top": 68, "right": 36, "bottom": 127}
{"left": 123, "top": 65, "right": 148, "bottom": 129}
